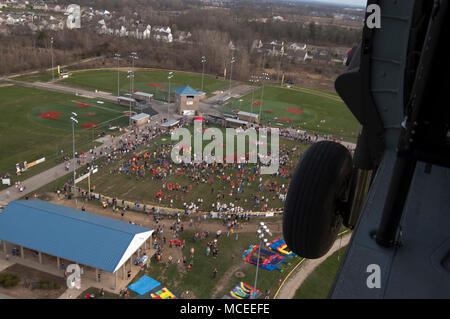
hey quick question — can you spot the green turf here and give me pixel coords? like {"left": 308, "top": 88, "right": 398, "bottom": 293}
{"left": 0, "top": 85, "right": 130, "bottom": 188}
{"left": 14, "top": 71, "right": 54, "bottom": 83}
{"left": 77, "top": 128, "right": 308, "bottom": 212}
{"left": 293, "top": 246, "right": 347, "bottom": 299}
{"left": 60, "top": 69, "right": 229, "bottom": 100}
{"left": 223, "top": 85, "right": 359, "bottom": 141}
{"left": 29, "top": 100, "right": 129, "bottom": 131}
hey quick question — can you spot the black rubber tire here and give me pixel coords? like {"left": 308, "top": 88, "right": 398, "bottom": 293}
{"left": 283, "top": 141, "right": 353, "bottom": 259}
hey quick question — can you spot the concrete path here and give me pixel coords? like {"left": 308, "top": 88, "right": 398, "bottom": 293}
{"left": 275, "top": 233, "right": 351, "bottom": 299}
{"left": 0, "top": 134, "right": 126, "bottom": 206}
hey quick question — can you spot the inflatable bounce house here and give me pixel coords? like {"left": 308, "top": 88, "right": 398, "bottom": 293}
{"left": 230, "top": 282, "right": 260, "bottom": 299}
{"left": 268, "top": 239, "right": 296, "bottom": 258}
{"left": 151, "top": 287, "right": 177, "bottom": 299}
{"left": 242, "top": 245, "right": 287, "bottom": 271}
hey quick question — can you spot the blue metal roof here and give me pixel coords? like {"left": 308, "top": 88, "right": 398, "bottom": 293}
{"left": 173, "top": 85, "right": 201, "bottom": 96}
{"left": 0, "top": 200, "right": 152, "bottom": 272}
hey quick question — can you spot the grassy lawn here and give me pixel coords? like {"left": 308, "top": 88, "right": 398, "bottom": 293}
{"left": 0, "top": 85, "right": 129, "bottom": 188}
{"left": 60, "top": 69, "right": 229, "bottom": 100}
{"left": 14, "top": 71, "right": 54, "bottom": 83}
{"left": 294, "top": 246, "right": 347, "bottom": 299}
{"left": 223, "top": 85, "right": 359, "bottom": 142}
{"left": 143, "top": 228, "right": 297, "bottom": 299}
{"left": 77, "top": 127, "right": 308, "bottom": 212}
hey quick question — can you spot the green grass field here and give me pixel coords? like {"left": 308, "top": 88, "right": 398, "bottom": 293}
{"left": 141, "top": 228, "right": 295, "bottom": 299}
{"left": 293, "top": 246, "right": 347, "bottom": 299}
{"left": 0, "top": 85, "right": 130, "bottom": 188}
{"left": 77, "top": 127, "right": 307, "bottom": 212}
{"left": 60, "top": 69, "right": 229, "bottom": 100}
{"left": 223, "top": 85, "right": 359, "bottom": 141}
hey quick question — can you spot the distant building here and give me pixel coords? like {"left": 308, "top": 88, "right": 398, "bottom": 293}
{"left": 225, "top": 118, "right": 249, "bottom": 128}
{"left": 237, "top": 111, "right": 259, "bottom": 124}
{"left": 133, "top": 91, "right": 153, "bottom": 103}
{"left": 117, "top": 96, "right": 136, "bottom": 107}
{"left": 174, "top": 85, "right": 202, "bottom": 116}
{"left": 131, "top": 113, "right": 150, "bottom": 127}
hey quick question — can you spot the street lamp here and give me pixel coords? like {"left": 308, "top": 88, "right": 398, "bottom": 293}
{"left": 229, "top": 55, "right": 235, "bottom": 94}
{"left": 114, "top": 53, "right": 121, "bottom": 97}
{"left": 201, "top": 56, "right": 206, "bottom": 93}
{"left": 253, "top": 221, "right": 272, "bottom": 299}
{"left": 70, "top": 113, "right": 78, "bottom": 195}
{"left": 50, "top": 37, "right": 54, "bottom": 81}
{"left": 168, "top": 72, "right": 174, "bottom": 121}
{"left": 127, "top": 70, "right": 134, "bottom": 127}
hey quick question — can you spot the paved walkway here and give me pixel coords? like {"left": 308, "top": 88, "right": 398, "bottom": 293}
{"left": 0, "top": 133, "right": 127, "bottom": 206}
{"left": 275, "top": 233, "right": 351, "bottom": 299}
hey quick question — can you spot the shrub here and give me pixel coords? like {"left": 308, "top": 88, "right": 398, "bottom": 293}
{"left": 0, "top": 273, "right": 20, "bottom": 288}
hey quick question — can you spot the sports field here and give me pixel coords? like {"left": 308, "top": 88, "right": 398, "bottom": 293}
{"left": 60, "top": 69, "right": 229, "bottom": 100}
{"left": 0, "top": 84, "right": 130, "bottom": 187}
{"left": 77, "top": 127, "right": 308, "bottom": 212}
{"left": 223, "top": 86, "right": 359, "bottom": 141}
{"left": 294, "top": 246, "right": 347, "bottom": 299}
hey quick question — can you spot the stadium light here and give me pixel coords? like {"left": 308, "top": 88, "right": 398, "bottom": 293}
{"left": 229, "top": 55, "right": 236, "bottom": 94}
{"left": 201, "top": 56, "right": 206, "bottom": 92}
{"left": 70, "top": 114, "right": 78, "bottom": 195}
{"left": 50, "top": 37, "right": 54, "bottom": 81}
{"left": 114, "top": 53, "right": 121, "bottom": 97}
{"left": 127, "top": 70, "right": 135, "bottom": 127}
{"left": 253, "top": 222, "right": 271, "bottom": 299}
{"left": 168, "top": 72, "right": 174, "bottom": 121}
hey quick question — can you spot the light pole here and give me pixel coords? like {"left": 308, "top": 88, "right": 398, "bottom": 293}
{"left": 167, "top": 72, "right": 174, "bottom": 121}
{"left": 70, "top": 113, "right": 78, "bottom": 195}
{"left": 129, "top": 52, "right": 138, "bottom": 98}
{"left": 114, "top": 53, "right": 121, "bottom": 97}
{"left": 249, "top": 75, "right": 259, "bottom": 113}
{"left": 253, "top": 222, "right": 272, "bottom": 299}
{"left": 229, "top": 55, "right": 235, "bottom": 94}
{"left": 201, "top": 56, "right": 206, "bottom": 93}
{"left": 127, "top": 70, "right": 134, "bottom": 127}
{"left": 259, "top": 72, "right": 270, "bottom": 120}
{"left": 50, "top": 37, "right": 54, "bottom": 81}
{"left": 277, "top": 44, "right": 285, "bottom": 85}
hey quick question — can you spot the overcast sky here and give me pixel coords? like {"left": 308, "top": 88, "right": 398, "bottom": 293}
{"left": 308, "top": 0, "right": 367, "bottom": 7}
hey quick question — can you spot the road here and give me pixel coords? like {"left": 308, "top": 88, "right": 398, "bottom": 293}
{"left": 0, "top": 78, "right": 118, "bottom": 102}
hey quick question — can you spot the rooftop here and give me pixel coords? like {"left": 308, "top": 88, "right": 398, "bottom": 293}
{"left": 174, "top": 85, "right": 201, "bottom": 96}
{"left": 0, "top": 200, "right": 153, "bottom": 273}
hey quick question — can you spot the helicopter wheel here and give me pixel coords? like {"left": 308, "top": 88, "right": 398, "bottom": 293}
{"left": 283, "top": 141, "right": 353, "bottom": 259}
